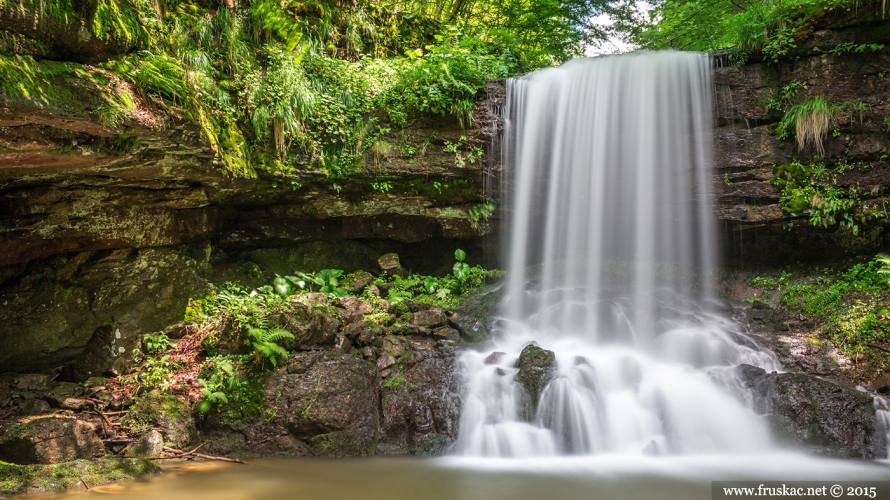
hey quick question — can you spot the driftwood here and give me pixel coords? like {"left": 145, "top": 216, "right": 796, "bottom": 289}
{"left": 144, "top": 442, "right": 245, "bottom": 464}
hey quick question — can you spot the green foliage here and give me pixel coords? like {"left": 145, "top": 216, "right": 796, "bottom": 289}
{"left": 776, "top": 96, "right": 832, "bottom": 155}
{"left": 382, "top": 248, "right": 500, "bottom": 306}
{"left": 827, "top": 42, "right": 885, "bottom": 55}
{"left": 752, "top": 259, "right": 890, "bottom": 357}
{"left": 468, "top": 198, "right": 497, "bottom": 227}
{"left": 773, "top": 159, "right": 882, "bottom": 234}
{"left": 293, "top": 269, "right": 349, "bottom": 297}
{"left": 9, "top": 0, "right": 605, "bottom": 179}
{"left": 141, "top": 333, "right": 174, "bottom": 355}
{"left": 128, "top": 354, "right": 179, "bottom": 392}
{"left": 626, "top": 0, "right": 864, "bottom": 62}
{"left": 196, "top": 356, "right": 266, "bottom": 418}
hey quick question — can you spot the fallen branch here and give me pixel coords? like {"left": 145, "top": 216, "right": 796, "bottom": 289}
{"left": 102, "top": 410, "right": 130, "bottom": 416}
{"left": 80, "top": 478, "right": 90, "bottom": 491}
{"left": 166, "top": 442, "right": 210, "bottom": 458}
{"left": 866, "top": 343, "right": 890, "bottom": 354}
{"left": 146, "top": 444, "right": 246, "bottom": 464}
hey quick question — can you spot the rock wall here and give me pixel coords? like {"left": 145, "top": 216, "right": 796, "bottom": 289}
{"left": 713, "top": 9, "right": 890, "bottom": 264}
{"left": 0, "top": 66, "right": 500, "bottom": 372}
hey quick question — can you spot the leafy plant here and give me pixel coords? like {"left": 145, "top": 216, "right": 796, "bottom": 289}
{"left": 142, "top": 333, "right": 174, "bottom": 355}
{"left": 294, "top": 269, "right": 349, "bottom": 297}
{"left": 468, "top": 199, "right": 497, "bottom": 227}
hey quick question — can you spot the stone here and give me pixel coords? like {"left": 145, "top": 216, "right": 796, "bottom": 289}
{"left": 515, "top": 344, "right": 557, "bottom": 421}
{"left": 736, "top": 364, "right": 885, "bottom": 458}
{"left": 83, "top": 377, "right": 106, "bottom": 390}
{"left": 58, "top": 398, "right": 93, "bottom": 411}
{"left": 431, "top": 326, "right": 460, "bottom": 341}
{"left": 14, "top": 374, "right": 50, "bottom": 392}
{"left": 73, "top": 325, "right": 135, "bottom": 381}
{"left": 369, "top": 283, "right": 393, "bottom": 297}
{"left": 163, "top": 322, "right": 199, "bottom": 339}
{"left": 382, "top": 337, "right": 406, "bottom": 358}
{"left": 0, "top": 458, "right": 160, "bottom": 497}
{"left": 120, "top": 393, "right": 195, "bottom": 448}
{"left": 2, "top": 248, "right": 210, "bottom": 374}
{"left": 336, "top": 297, "right": 373, "bottom": 324}
{"left": 379, "top": 350, "right": 460, "bottom": 455}
{"left": 16, "top": 399, "right": 52, "bottom": 416}
{"left": 448, "top": 311, "right": 489, "bottom": 343}
{"left": 345, "top": 320, "right": 368, "bottom": 340}
{"left": 356, "top": 328, "right": 377, "bottom": 347}
{"left": 269, "top": 304, "right": 340, "bottom": 351}
{"left": 125, "top": 430, "right": 164, "bottom": 458}
{"left": 411, "top": 308, "right": 446, "bottom": 328}
{"left": 204, "top": 352, "right": 381, "bottom": 458}
{"left": 0, "top": 417, "right": 104, "bottom": 464}
{"left": 377, "top": 353, "right": 397, "bottom": 370}
{"left": 378, "top": 253, "right": 407, "bottom": 278}
{"left": 340, "top": 271, "right": 375, "bottom": 294}
{"left": 484, "top": 352, "right": 506, "bottom": 364}
{"left": 51, "top": 382, "right": 83, "bottom": 398}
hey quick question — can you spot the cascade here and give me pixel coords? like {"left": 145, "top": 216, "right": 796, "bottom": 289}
{"left": 456, "top": 51, "right": 781, "bottom": 457}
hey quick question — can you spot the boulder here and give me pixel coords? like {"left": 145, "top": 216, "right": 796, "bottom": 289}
{"left": 201, "top": 352, "right": 381, "bottom": 458}
{"left": 120, "top": 393, "right": 195, "bottom": 448}
{"left": 447, "top": 311, "right": 488, "bottom": 343}
{"left": 379, "top": 350, "right": 460, "bottom": 454}
{"left": 73, "top": 324, "right": 133, "bottom": 381}
{"left": 516, "top": 344, "right": 557, "bottom": 421}
{"left": 270, "top": 303, "right": 341, "bottom": 351}
{"left": 14, "top": 374, "right": 51, "bottom": 392}
{"left": 0, "top": 417, "right": 104, "bottom": 464}
{"left": 164, "top": 322, "right": 199, "bottom": 339}
{"left": 378, "top": 253, "right": 407, "bottom": 278}
{"left": 124, "top": 430, "right": 164, "bottom": 458}
{"left": 0, "top": 458, "right": 160, "bottom": 497}
{"left": 736, "top": 364, "right": 886, "bottom": 458}
{"left": 340, "top": 271, "right": 375, "bottom": 294}
{"left": 411, "top": 308, "right": 446, "bottom": 328}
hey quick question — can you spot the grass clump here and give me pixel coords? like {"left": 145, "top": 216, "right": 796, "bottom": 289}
{"left": 777, "top": 97, "right": 832, "bottom": 155}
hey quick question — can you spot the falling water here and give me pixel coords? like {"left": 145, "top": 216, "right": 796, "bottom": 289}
{"left": 456, "top": 52, "right": 781, "bottom": 457}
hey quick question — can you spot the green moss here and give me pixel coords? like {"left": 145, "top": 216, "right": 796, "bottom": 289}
{"left": 382, "top": 375, "right": 406, "bottom": 390}
{"left": 0, "top": 458, "right": 160, "bottom": 497}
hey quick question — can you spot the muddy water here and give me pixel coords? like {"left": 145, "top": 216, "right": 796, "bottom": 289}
{"left": 21, "top": 455, "right": 890, "bottom": 500}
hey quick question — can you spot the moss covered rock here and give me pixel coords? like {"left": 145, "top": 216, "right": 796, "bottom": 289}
{"left": 120, "top": 393, "right": 195, "bottom": 448}
{"left": 0, "top": 457, "right": 160, "bottom": 498}
{"left": 0, "top": 417, "right": 103, "bottom": 465}
{"left": 516, "top": 344, "right": 557, "bottom": 421}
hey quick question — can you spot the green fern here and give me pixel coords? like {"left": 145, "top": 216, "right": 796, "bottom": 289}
{"left": 245, "top": 325, "right": 294, "bottom": 369}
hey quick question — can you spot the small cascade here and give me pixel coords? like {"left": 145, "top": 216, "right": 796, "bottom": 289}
{"left": 456, "top": 52, "right": 781, "bottom": 458}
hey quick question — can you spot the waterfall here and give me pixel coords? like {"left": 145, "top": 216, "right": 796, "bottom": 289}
{"left": 455, "top": 52, "right": 780, "bottom": 457}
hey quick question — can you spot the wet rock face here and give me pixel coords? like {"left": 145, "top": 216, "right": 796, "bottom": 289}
{"left": 0, "top": 247, "right": 210, "bottom": 374}
{"left": 516, "top": 345, "right": 557, "bottom": 420}
{"left": 712, "top": 31, "right": 890, "bottom": 264}
{"left": 379, "top": 350, "right": 460, "bottom": 454}
{"left": 736, "top": 364, "right": 886, "bottom": 458}
{"left": 0, "top": 416, "right": 104, "bottom": 464}
{"left": 201, "top": 351, "right": 380, "bottom": 457}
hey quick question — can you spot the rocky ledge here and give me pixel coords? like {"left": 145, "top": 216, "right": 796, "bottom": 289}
{"left": 0, "top": 265, "right": 501, "bottom": 466}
